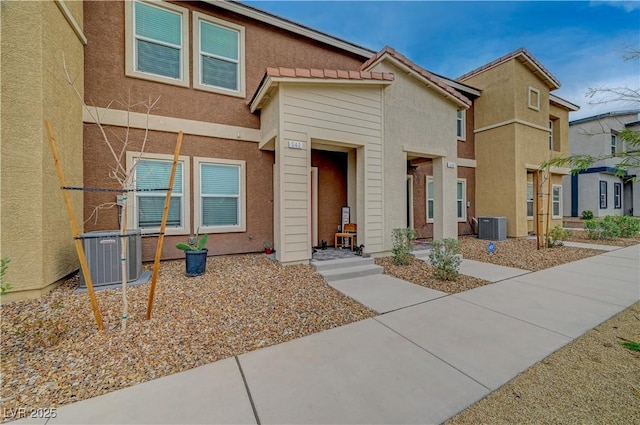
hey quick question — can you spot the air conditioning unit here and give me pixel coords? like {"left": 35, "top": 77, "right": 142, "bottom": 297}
{"left": 478, "top": 216, "right": 507, "bottom": 241}
{"left": 79, "top": 230, "right": 142, "bottom": 287}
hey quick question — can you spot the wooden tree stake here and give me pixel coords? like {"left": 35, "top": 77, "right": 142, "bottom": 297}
{"left": 147, "top": 132, "right": 183, "bottom": 319}
{"left": 45, "top": 120, "right": 104, "bottom": 330}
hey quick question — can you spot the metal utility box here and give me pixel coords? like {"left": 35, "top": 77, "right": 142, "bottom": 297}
{"left": 79, "top": 230, "right": 142, "bottom": 287}
{"left": 478, "top": 216, "right": 507, "bottom": 241}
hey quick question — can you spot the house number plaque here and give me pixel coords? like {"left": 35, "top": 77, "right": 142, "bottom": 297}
{"left": 287, "top": 140, "right": 305, "bottom": 149}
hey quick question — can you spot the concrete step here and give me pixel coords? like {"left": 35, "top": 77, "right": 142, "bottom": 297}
{"left": 310, "top": 256, "right": 375, "bottom": 272}
{"left": 317, "top": 263, "right": 383, "bottom": 282}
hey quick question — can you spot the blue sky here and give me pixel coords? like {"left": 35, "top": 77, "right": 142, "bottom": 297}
{"left": 244, "top": 1, "right": 640, "bottom": 119}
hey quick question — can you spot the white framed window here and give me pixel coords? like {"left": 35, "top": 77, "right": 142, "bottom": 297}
{"left": 527, "top": 182, "right": 534, "bottom": 219}
{"left": 125, "top": 0, "right": 189, "bottom": 87}
{"left": 548, "top": 120, "right": 554, "bottom": 150}
{"left": 194, "top": 157, "right": 246, "bottom": 233}
{"left": 127, "top": 152, "right": 190, "bottom": 235}
{"left": 600, "top": 181, "right": 608, "bottom": 209}
{"left": 614, "top": 182, "right": 622, "bottom": 209}
{"left": 611, "top": 134, "right": 618, "bottom": 155}
{"left": 456, "top": 179, "right": 467, "bottom": 221}
{"left": 456, "top": 110, "right": 466, "bottom": 140}
{"left": 426, "top": 176, "right": 434, "bottom": 223}
{"left": 426, "top": 176, "right": 466, "bottom": 222}
{"left": 193, "top": 13, "right": 246, "bottom": 97}
{"left": 552, "top": 185, "right": 562, "bottom": 218}
{"left": 528, "top": 86, "right": 540, "bottom": 111}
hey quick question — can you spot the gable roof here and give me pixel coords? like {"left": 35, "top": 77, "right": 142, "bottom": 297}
{"left": 570, "top": 109, "right": 640, "bottom": 126}
{"left": 550, "top": 94, "right": 580, "bottom": 112}
{"left": 206, "top": 1, "right": 374, "bottom": 58}
{"left": 360, "top": 46, "right": 471, "bottom": 108}
{"left": 249, "top": 67, "right": 395, "bottom": 112}
{"left": 457, "top": 48, "right": 561, "bottom": 90}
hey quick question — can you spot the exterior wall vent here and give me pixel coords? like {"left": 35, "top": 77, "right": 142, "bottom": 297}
{"left": 79, "top": 230, "right": 142, "bottom": 287}
{"left": 478, "top": 216, "right": 507, "bottom": 241}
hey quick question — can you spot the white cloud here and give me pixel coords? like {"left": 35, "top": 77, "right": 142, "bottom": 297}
{"left": 590, "top": 1, "right": 640, "bottom": 12}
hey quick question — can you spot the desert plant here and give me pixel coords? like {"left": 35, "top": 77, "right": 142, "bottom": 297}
{"left": 0, "top": 256, "right": 12, "bottom": 296}
{"left": 391, "top": 227, "right": 416, "bottom": 265}
{"left": 547, "top": 225, "right": 572, "bottom": 247}
{"left": 580, "top": 210, "right": 594, "bottom": 220}
{"left": 429, "top": 238, "right": 461, "bottom": 281}
{"left": 584, "top": 219, "right": 603, "bottom": 239}
{"left": 176, "top": 230, "right": 209, "bottom": 251}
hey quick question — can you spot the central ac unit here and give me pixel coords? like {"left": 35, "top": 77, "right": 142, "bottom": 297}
{"left": 79, "top": 229, "right": 142, "bottom": 287}
{"left": 478, "top": 216, "right": 507, "bottom": 241}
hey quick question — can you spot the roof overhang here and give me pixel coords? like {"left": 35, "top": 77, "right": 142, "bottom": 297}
{"left": 250, "top": 68, "right": 394, "bottom": 112}
{"left": 363, "top": 52, "right": 471, "bottom": 109}
{"left": 550, "top": 94, "right": 580, "bottom": 111}
{"left": 204, "top": 1, "right": 374, "bottom": 59}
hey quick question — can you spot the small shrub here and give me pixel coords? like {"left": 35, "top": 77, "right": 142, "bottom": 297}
{"left": 584, "top": 219, "right": 603, "bottom": 239}
{"left": 391, "top": 227, "right": 416, "bottom": 265}
{"left": 610, "top": 215, "right": 640, "bottom": 238}
{"left": 0, "top": 256, "right": 11, "bottom": 296}
{"left": 547, "top": 225, "right": 572, "bottom": 247}
{"left": 580, "top": 210, "right": 594, "bottom": 220}
{"left": 429, "top": 238, "right": 461, "bottom": 281}
{"left": 601, "top": 216, "right": 622, "bottom": 239}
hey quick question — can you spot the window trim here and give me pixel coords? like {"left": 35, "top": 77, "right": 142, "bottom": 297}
{"left": 614, "top": 182, "right": 622, "bottom": 209}
{"left": 126, "top": 151, "right": 191, "bottom": 235}
{"left": 193, "top": 12, "right": 246, "bottom": 98}
{"left": 611, "top": 134, "right": 618, "bottom": 155}
{"left": 548, "top": 120, "right": 554, "bottom": 150}
{"left": 193, "top": 157, "right": 246, "bottom": 233}
{"left": 125, "top": 0, "right": 190, "bottom": 87}
{"left": 456, "top": 110, "right": 466, "bottom": 141}
{"left": 527, "top": 182, "right": 534, "bottom": 220}
{"left": 599, "top": 180, "right": 608, "bottom": 209}
{"left": 456, "top": 178, "right": 467, "bottom": 222}
{"left": 426, "top": 176, "right": 434, "bottom": 223}
{"left": 528, "top": 86, "right": 540, "bottom": 111}
{"left": 552, "top": 184, "right": 562, "bottom": 219}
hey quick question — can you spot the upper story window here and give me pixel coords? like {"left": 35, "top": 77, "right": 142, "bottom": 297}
{"left": 456, "top": 110, "right": 466, "bottom": 140}
{"left": 611, "top": 134, "right": 618, "bottom": 155}
{"left": 126, "top": 1, "right": 190, "bottom": 87}
{"left": 193, "top": 13, "right": 246, "bottom": 97}
{"left": 528, "top": 86, "right": 540, "bottom": 111}
{"left": 548, "top": 120, "right": 553, "bottom": 150}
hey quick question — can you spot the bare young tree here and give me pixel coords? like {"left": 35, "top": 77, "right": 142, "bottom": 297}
{"left": 63, "top": 55, "right": 160, "bottom": 331}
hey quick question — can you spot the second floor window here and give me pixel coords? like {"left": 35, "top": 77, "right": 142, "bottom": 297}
{"left": 194, "top": 13, "right": 246, "bottom": 97}
{"left": 611, "top": 134, "right": 618, "bottom": 155}
{"left": 456, "top": 110, "right": 466, "bottom": 140}
{"left": 548, "top": 120, "right": 554, "bottom": 150}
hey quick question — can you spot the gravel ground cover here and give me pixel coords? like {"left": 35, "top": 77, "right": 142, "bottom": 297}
{"left": 374, "top": 257, "right": 489, "bottom": 294}
{"left": 459, "top": 235, "right": 604, "bottom": 271}
{"left": 0, "top": 254, "right": 374, "bottom": 420}
{"left": 446, "top": 300, "right": 640, "bottom": 425}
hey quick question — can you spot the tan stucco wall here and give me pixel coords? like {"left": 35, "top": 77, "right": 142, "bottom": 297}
{"left": 1, "top": 1, "right": 84, "bottom": 303}
{"left": 371, "top": 60, "right": 459, "bottom": 246}
{"left": 463, "top": 61, "right": 516, "bottom": 129}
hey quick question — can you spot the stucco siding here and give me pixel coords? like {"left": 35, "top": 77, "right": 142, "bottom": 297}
{"left": 462, "top": 61, "right": 516, "bottom": 129}
{"left": 1, "top": 1, "right": 84, "bottom": 302}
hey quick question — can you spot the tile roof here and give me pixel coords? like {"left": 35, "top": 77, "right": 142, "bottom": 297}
{"left": 360, "top": 46, "right": 471, "bottom": 107}
{"left": 264, "top": 67, "right": 394, "bottom": 81}
{"left": 457, "top": 48, "right": 560, "bottom": 89}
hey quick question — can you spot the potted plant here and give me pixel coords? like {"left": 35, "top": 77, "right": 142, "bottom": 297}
{"left": 264, "top": 241, "right": 273, "bottom": 254}
{"left": 176, "top": 231, "right": 209, "bottom": 277}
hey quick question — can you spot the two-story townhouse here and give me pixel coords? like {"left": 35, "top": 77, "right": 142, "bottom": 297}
{"left": 457, "top": 48, "right": 579, "bottom": 238}
{"left": 563, "top": 110, "right": 640, "bottom": 218}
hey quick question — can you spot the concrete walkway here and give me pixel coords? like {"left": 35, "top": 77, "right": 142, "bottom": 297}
{"left": 19, "top": 245, "right": 640, "bottom": 425}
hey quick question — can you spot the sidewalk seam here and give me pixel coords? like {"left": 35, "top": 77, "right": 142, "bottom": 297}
{"left": 235, "top": 356, "right": 261, "bottom": 425}
{"left": 373, "top": 317, "right": 492, "bottom": 392}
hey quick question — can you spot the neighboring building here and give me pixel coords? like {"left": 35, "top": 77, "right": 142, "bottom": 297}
{"left": 563, "top": 110, "right": 640, "bottom": 218}
{"left": 1, "top": 1, "right": 577, "bottom": 302}
{"left": 0, "top": 1, "right": 85, "bottom": 303}
{"left": 457, "top": 48, "right": 579, "bottom": 237}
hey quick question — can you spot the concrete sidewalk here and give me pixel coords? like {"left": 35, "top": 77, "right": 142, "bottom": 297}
{"left": 19, "top": 245, "right": 639, "bottom": 425}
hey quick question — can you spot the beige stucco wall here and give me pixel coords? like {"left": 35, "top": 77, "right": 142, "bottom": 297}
{"left": 1, "top": 1, "right": 84, "bottom": 303}
{"left": 371, "top": 60, "right": 459, "bottom": 246}
{"left": 463, "top": 61, "right": 516, "bottom": 130}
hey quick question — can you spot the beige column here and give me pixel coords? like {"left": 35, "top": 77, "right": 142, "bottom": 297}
{"left": 432, "top": 157, "right": 458, "bottom": 240}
